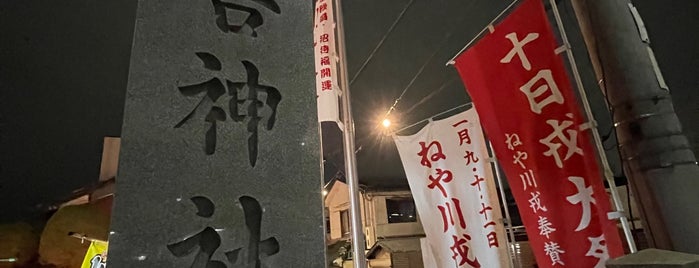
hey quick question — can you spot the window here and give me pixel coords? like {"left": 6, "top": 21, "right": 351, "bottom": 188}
{"left": 325, "top": 208, "right": 331, "bottom": 234}
{"left": 386, "top": 198, "right": 417, "bottom": 223}
{"left": 340, "top": 210, "right": 350, "bottom": 236}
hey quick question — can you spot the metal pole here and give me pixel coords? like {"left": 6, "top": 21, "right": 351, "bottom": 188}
{"left": 333, "top": 0, "right": 368, "bottom": 266}
{"left": 548, "top": 0, "right": 637, "bottom": 253}
{"left": 445, "top": 0, "right": 520, "bottom": 66}
{"left": 488, "top": 141, "right": 517, "bottom": 268}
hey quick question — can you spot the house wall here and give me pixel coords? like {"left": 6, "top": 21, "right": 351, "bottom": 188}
{"left": 325, "top": 184, "right": 426, "bottom": 249}
{"left": 368, "top": 249, "right": 391, "bottom": 268}
{"left": 365, "top": 192, "right": 425, "bottom": 242}
{"left": 326, "top": 182, "right": 350, "bottom": 241}
{"left": 329, "top": 210, "right": 343, "bottom": 240}
{"left": 391, "top": 252, "right": 424, "bottom": 268}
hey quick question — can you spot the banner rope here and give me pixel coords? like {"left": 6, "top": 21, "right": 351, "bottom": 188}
{"left": 446, "top": 0, "right": 521, "bottom": 66}
{"left": 391, "top": 102, "right": 472, "bottom": 135}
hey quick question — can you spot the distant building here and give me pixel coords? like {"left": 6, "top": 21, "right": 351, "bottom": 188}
{"left": 324, "top": 180, "right": 424, "bottom": 268}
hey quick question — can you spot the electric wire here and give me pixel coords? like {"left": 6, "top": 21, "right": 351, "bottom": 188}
{"left": 382, "top": 32, "right": 453, "bottom": 121}
{"left": 348, "top": 0, "right": 415, "bottom": 86}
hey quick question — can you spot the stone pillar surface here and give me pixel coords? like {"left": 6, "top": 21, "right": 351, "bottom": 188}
{"left": 108, "top": 0, "right": 324, "bottom": 267}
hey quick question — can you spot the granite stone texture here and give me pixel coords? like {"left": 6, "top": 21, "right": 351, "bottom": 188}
{"left": 108, "top": 0, "right": 325, "bottom": 267}
{"left": 606, "top": 249, "right": 699, "bottom": 268}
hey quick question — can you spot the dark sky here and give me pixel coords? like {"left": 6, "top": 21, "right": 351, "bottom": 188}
{"left": 0, "top": 0, "right": 137, "bottom": 222}
{"left": 1, "top": 0, "right": 697, "bottom": 223}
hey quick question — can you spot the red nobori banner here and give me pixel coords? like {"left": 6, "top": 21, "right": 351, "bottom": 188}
{"left": 453, "top": 0, "right": 623, "bottom": 267}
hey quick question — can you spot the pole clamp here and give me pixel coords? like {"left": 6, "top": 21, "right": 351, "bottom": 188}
{"left": 607, "top": 211, "right": 626, "bottom": 220}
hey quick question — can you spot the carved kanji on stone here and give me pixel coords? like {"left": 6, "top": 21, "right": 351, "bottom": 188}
{"left": 211, "top": 0, "right": 281, "bottom": 37}
{"left": 167, "top": 196, "right": 279, "bottom": 268}
{"left": 175, "top": 53, "right": 281, "bottom": 167}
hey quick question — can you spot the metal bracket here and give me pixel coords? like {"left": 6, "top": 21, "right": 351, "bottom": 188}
{"left": 646, "top": 47, "right": 670, "bottom": 91}
{"left": 554, "top": 45, "right": 568, "bottom": 55}
{"left": 628, "top": 3, "right": 649, "bottom": 43}
{"left": 579, "top": 120, "right": 597, "bottom": 131}
{"left": 608, "top": 211, "right": 626, "bottom": 220}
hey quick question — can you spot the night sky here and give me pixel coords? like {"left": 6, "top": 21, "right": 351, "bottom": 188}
{"left": 1, "top": 0, "right": 697, "bottom": 223}
{"left": 0, "top": 0, "right": 137, "bottom": 222}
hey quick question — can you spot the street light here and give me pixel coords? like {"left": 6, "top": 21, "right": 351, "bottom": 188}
{"left": 382, "top": 118, "right": 391, "bottom": 128}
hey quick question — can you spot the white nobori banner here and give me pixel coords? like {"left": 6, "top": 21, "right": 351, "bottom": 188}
{"left": 393, "top": 108, "right": 509, "bottom": 268}
{"left": 313, "top": 0, "right": 341, "bottom": 125}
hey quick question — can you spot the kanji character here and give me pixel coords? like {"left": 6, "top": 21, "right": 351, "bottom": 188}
{"left": 539, "top": 115, "right": 583, "bottom": 168}
{"left": 320, "top": 45, "right": 330, "bottom": 54}
{"left": 174, "top": 54, "right": 281, "bottom": 168}
{"left": 319, "top": 33, "right": 329, "bottom": 43}
{"left": 483, "top": 221, "right": 496, "bottom": 228}
{"left": 167, "top": 197, "right": 227, "bottom": 268}
{"left": 319, "top": 12, "right": 328, "bottom": 22}
{"left": 469, "top": 172, "right": 485, "bottom": 192}
{"left": 520, "top": 69, "right": 564, "bottom": 114}
{"left": 227, "top": 60, "right": 281, "bottom": 167}
{"left": 544, "top": 241, "right": 565, "bottom": 266}
{"left": 464, "top": 150, "right": 479, "bottom": 165}
{"left": 438, "top": 198, "right": 467, "bottom": 232}
{"left": 486, "top": 231, "right": 499, "bottom": 248}
{"left": 585, "top": 235, "right": 609, "bottom": 268}
{"left": 500, "top": 32, "right": 540, "bottom": 71}
{"left": 452, "top": 119, "right": 471, "bottom": 145}
{"left": 320, "top": 56, "right": 331, "bottom": 66}
{"left": 316, "top": 3, "right": 327, "bottom": 14}
{"left": 211, "top": 0, "right": 281, "bottom": 38}
{"left": 478, "top": 203, "right": 493, "bottom": 221}
{"left": 528, "top": 191, "right": 547, "bottom": 213}
{"left": 450, "top": 234, "right": 481, "bottom": 268}
{"left": 321, "top": 80, "right": 332, "bottom": 91}
{"left": 320, "top": 68, "right": 331, "bottom": 78}
{"left": 520, "top": 169, "right": 538, "bottom": 191}
{"left": 537, "top": 216, "right": 556, "bottom": 239}
{"left": 225, "top": 196, "right": 280, "bottom": 267}
{"left": 566, "top": 176, "right": 596, "bottom": 231}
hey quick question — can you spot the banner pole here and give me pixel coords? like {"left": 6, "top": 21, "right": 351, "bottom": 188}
{"left": 391, "top": 102, "right": 473, "bottom": 135}
{"left": 68, "top": 232, "right": 107, "bottom": 244}
{"left": 334, "top": 0, "right": 368, "bottom": 266}
{"left": 446, "top": 0, "right": 520, "bottom": 66}
{"left": 547, "top": 0, "right": 637, "bottom": 253}
{"left": 488, "top": 141, "right": 518, "bottom": 268}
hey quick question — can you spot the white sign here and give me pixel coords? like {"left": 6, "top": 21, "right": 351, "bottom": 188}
{"left": 314, "top": 0, "right": 341, "bottom": 125}
{"left": 393, "top": 109, "right": 509, "bottom": 268}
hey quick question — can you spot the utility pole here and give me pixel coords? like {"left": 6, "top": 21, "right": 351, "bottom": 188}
{"left": 571, "top": 0, "right": 699, "bottom": 254}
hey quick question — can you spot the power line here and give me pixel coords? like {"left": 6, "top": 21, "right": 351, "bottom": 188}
{"left": 382, "top": 32, "right": 453, "bottom": 121}
{"left": 348, "top": 0, "right": 415, "bottom": 86}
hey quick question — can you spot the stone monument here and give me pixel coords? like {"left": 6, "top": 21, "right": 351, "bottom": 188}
{"left": 108, "top": 0, "right": 325, "bottom": 267}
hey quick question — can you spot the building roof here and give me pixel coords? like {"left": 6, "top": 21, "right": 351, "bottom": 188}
{"left": 366, "top": 237, "right": 423, "bottom": 258}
